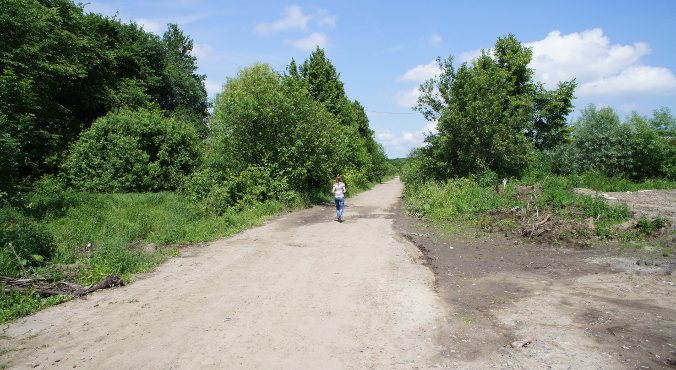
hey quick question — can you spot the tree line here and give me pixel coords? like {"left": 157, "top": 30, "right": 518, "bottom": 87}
{"left": 1, "top": 0, "right": 387, "bottom": 280}
{"left": 1, "top": 0, "right": 387, "bottom": 200}
{"left": 405, "top": 34, "right": 675, "bottom": 184}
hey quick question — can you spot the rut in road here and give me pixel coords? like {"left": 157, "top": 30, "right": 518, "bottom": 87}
{"left": 1, "top": 178, "right": 448, "bottom": 369}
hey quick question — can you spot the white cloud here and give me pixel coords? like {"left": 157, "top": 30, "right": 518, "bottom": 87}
{"left": 255, "top": 5, "right": 336, "bottom": 36}
{"left": 578, "top": 65, "right": 676, "bottom": 97}
{"left": 429, "top": 34, "right": 442, "bottom": 47}
{"left": 255, "top": 5, "right": 310, "bottom": 35}
{"left": 375, "top": 121, "right": 437, "bottom": 149}
{"left": 395, "top": 87, "right": 421, "bottom": 108}
{"left": 458, "top": 49, "right": 483, "bottom": 64}
{"left": 135, "top": 13, "right": 211, "bottom": 35}
{"left": 192, "top": 43, "right": 214, "bottom": 61}
{"left": 455, "top": 28, "right": 676, "bottom": 98}
{"left": 376, "top": 130, "right": 394, "bottom": 142}
{"left": 527, "top": 29, "right": 651, "bottom": 88}
{"left": 315, "top": 8, "right": 337, "bottom": 27}
{"left": 423, "top": 120, "right": 438, "bottom": 135}
{"left": 137, "top": 18, "right": 163, "bottom": 34}
{"left": 525, "top": 28, "right": 676, "bottom": 97}
{"left": 397, "top": 60, "right": 441, "bottom": 83}
{"left": 285, "top": 32, "right": 329, "bottom": 51}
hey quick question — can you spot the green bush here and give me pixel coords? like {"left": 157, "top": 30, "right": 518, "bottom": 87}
{"left": 551, "top": 105, "right": 676, "bottom": 180}
{"left": 0, "top": 208, "right": 55, "bottom": 277}
{"left": 27, "top": 175, "right": 77, "bottom": 219}
{"left": 0, "top": 128, "right": 21, "bottom": 197}
{"left": 62, "top": 109, "right": 201, "bottom": 192}
{"left": 635, "top": 216, "right": 666, "bottom": 236}
{"left": 179, "top": 168, "right": 225, "bottom": 203}
{"left": 203, "top": 183, "right": 238, "bottom": 215}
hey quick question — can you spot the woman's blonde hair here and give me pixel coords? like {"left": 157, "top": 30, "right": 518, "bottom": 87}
{"left": 335, "top": 176, "right": 343, "bottom": 183}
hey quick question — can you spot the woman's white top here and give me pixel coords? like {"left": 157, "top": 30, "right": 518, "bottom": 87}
{"left": 333, "top": 182, "right": 346, "bottom": 198}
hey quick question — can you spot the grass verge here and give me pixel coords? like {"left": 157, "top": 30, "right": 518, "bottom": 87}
{"left": 1, "top": 176, "right": 387, "bottom": 323}
{"left": 403, "top": 173, "right": 672, "bottom": 244}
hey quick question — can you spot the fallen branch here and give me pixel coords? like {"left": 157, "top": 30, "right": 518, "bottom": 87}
{"left": 75, "top": 275, "right": 125, "bottom": 297}
{"left": 522, "top": 214, "right": 552, "bottom": 237}
{"left": 1, "top": 274, "right": 124, "bottom": 298}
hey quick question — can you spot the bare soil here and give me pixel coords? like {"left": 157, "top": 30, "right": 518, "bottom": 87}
{"left": 395, "top": 190, "right": 676, "bottom": 368}
{"left": 1, "top": 178, "right": 674, "bottom": 369}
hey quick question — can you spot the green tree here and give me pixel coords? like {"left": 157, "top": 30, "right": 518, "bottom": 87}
{"left": 553, "top": 105, "right": 675, "bottom": 180}
{"left": 210, "top": 63, "right": 340, "bottom": 192}
{"left": 530, "top": 80, "right": 576, "bottom": 150}
{"left": 62, "top": 109, "right": 201, "bottom": 192}
{"left": 570, "top": 105, "right": 632, "bottom": 175}
{"left": 299, "top": 47, "right": 347, "bottom": 117}
{"left": 295, "top": 48, "right": 388, "bottom": 182}
{"left": 0, "top": 1, "right": 208, "bottom": 188}
{"left": 412, "top": 34, "right": 576, "bottom": 180}
{"left": 159, "top": 23, "right": 208, "bottom": 120}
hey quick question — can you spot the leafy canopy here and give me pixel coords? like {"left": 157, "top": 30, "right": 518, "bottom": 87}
{"left": 411, "top": 34, "right": 576, "bottom": 180}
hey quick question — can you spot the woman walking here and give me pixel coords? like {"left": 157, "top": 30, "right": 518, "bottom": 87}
{"left": 332, "top": 176, "right": 347, "bottom": 222}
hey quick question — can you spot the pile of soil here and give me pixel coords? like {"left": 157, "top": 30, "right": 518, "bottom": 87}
{"left": 485, "top": 187, "right": 674, "bottom": 249}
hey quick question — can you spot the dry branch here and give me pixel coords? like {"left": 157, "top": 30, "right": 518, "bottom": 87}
{"left": 1, "top": 274, "right": 124, "bottom": 298}
{"left": 522, "top": 214, "right": 552, "bottom": 237}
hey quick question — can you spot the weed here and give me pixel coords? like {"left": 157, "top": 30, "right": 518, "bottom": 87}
{"left": 635, "top": 216, "right": 666, "bottom": 236}
{"left": 0, "top": 286, "right": 70, "bottom": 323}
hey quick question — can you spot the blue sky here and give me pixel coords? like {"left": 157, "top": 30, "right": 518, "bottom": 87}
{"left": 85, "top": 0, "right": 676, "bottom": 158}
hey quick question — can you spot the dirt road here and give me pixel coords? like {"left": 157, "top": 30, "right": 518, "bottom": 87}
{"left": 1, "top": 178, "right": 448, "bottom": 369}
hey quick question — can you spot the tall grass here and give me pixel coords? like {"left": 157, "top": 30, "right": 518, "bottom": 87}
{"left": 43, "top": 192, "right": 286, "bottom": 284}
{"left": 403, "top": 174, "right": 634, "bottom": 238}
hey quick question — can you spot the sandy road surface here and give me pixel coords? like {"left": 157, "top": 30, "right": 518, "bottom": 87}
{"left": 1, "top": 178, "right": 448, "bottom": 369}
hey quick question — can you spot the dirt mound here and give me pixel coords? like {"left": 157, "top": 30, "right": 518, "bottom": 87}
{"left": 486, "top": 187, "right": 674, "bottom": 248}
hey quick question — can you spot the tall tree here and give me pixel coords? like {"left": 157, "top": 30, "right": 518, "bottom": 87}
{"left": 160, "top": 23, "right": 208, "bottom": 119}
{"left": 299, "top": 47, "right": 347, "bottom": 117}
{"left": 0, "top": 0, "right": 208, "bottom": 192}
{"left": 413, "top": 34, "right": 576, "bottom": 179}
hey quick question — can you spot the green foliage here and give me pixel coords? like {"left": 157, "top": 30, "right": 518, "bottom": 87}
{"left": 404, "top": 174, "right": 632, "bottom": 239}
{"left": 635, "top": 216, "right": 666, "bottom": 236}
{"left": 292, "top": 48, "right": 389, "bottom": 184}
{"left": 159, "top": 24, "right": 209, "bottom": 120}
{"left": 179, "top": 168, "right": 225, "bottom": 203}
{"left": 211, "top": 63, "right": 341, "bottom": 192}
{"left": 62, "top": 109, "right": 201, "bottom": 192}
{"left": 0, "top": 125, "right": 21, "bottom": 197}
{"left": 43, "top": 191, "right": 284, "bottom": 283}
{"left": 0, "top": 287, "right": 69, "bottom": 323}
{"left": 27, "top": 175, "right": 77, "bottom": 219}
{"left": 551, "top": 105, "right": 676, "bottom": 180}
{"left": 298, "top": 47, "right": 347, "bottom": 117}
{"left": 412, "top": 34, "right": 576, "bottom": 181}
{"left": 404, "top": 178, "right": 517, "bottom": 221}
{"left": 0, "top": 208, "right": 55, "bottom": 277}
{"left": 566, "top": 172, "right": 676, "bottom": 192}
{"left": 0, "top": 0, "right": 207, "bottom": 187}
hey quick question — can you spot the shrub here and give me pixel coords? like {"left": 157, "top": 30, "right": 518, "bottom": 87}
{"left": 0, "top": 208, "right": 55, "bottom": 277}
{"left": 635, "top": 216, "right": 666, "bottom": 236}
{"left": 0, "top": 287, "right": 68, "bottom": 323}
{"left": 62, "top": 109, "right": 201, "bottom": 192}
{"left": 179, "top": 168, "right": 225, "bottom": 203}
{"left": 27, "top": 175, "right": 77, "bottom": 219}
{"left": 551, "top": 105, "right": 675, "bottom": 180}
